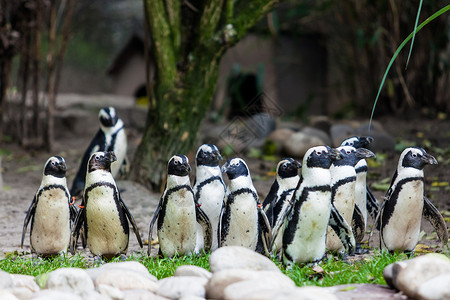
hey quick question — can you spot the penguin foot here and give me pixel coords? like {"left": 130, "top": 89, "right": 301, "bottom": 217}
{"left": 119, "top": 254, "right": 127, "bottom": 261}
{"left": 352, "top": 244, "right": 370, "bottom": 255}
{"left": 93, "top": 256, "right": 104, "bottom": 266}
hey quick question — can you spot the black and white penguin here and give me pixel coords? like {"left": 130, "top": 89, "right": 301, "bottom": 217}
{"left": 326, "top": 146, "right": 375, "bottom": 254}
{"left": 148, "top": 155, "right": 212, "bottom": 257}
{"left": 262, "top": 158, "right": 301, "bottom": 253}
{"left": 376, "top": 147, "right": 447, "bottom": 255}
{"left": 193, "top": 144, "right": 226, "bottom": 251}
{"left": 21, "top": 156, "right": 76, "bottom": 257}
{"left": 280, "top": 146, "right": 355, "bottom": 266}
{"left": 70, "top": 107, "right": 127, "bottom": 198}
{"left": 220, "top": 158, "right": 271, "bottom": 254}
{"left": 70, "top": 151, "right": 142, "bottom": 259}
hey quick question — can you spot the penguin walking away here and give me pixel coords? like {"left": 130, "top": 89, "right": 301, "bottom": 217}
{"left": 70, "top": 107, "right": 127, "bottom": 198}
{"left": 262, "top": 158, "right": 301, "bottom": 253}
{"left": 70, "top": 151, "right": 142, "bottom": 260}
{"left": 21, "top": 156, "right": 77, "bottom": 257}
{"left": 193, "top": 144, "right": 226, "bottom": 252}
{"left": 376, "top": 147, "right": 448, "bottom": 256}
{"left": 148, "top": 155, "right": 212, "bottom": 257}
{"left": 220, "top": 158, "right": 271, "bottom": 254}
{"left": 326, "top": 146, "right": 375, "bottom": 255}
{"left": 279, "top": 146, "right": 355, "bottom": 266}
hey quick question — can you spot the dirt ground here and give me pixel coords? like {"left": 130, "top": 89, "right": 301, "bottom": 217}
{"left": 0, "top": 97, "right": 448, "bottom": 260}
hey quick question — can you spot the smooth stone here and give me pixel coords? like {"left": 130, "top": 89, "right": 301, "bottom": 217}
{"left": 330, "top": 124, "right": 354, "bottom": 147}
{"left": 210, "top": 246, "right": 281, "bottom": 273}
{"left": 83, "top": 290, "right": 113, "bottom": 300}
{"left": 8, "top": 287, "right": 33, "bottom": 300}
{"left": 223, "top": 277, "right": 296, "bottom": 300}
{"left": 206, "top": 269, "right": 293, "bottom": 300}
{"left": 267, "top": 128, "right": 296, "bottom": 153}
{"left": 302, "top": 127, "right": 332, "bottom": 146}
{"left": 383, "top": 260, "right": 410, "bottom": 289}
{"left": 97, "top": 283, "right": 124, "bottom": 300}
{"left": 123, "top": 289, "right": 170, "bottom": 300}
{"left": 417, "top": 273, "right": 450, "bottom": 300}
{"left": 95, "top": 269, "right": 158, "bottom": 292}
{"left": 157, "top": 276, "right": 207, "bottom": 300}
{"left": 10, "top": 274, "right": 40, "bottom": 293}
{"left": 178, "top": 296, "right": 205, "bottom": 300}
{"left": 310, "top": 116, "right": 332, "bottom": 133}
{"left": 246, "top": 113, "right": 276, "bottom": 139}
{"left": 355, "top": 121, "right": 395, "bottom": 152}
{"left": 273, "top": 286, "right": 338, "bottom": 300}
{"left": 31, "top": 290, "right": 83, "bottom": 300}
{"left": 284, "top": 131, "right": 325, "bottom": 158}
{"left": 45, "top": 268, "right": 94, "bottom": 296}
{"left": 395, "top": 254, "right": 450, "bottom": 299}
{"left": 86, "top": 261, "right": 157, "bottom": 282}
{"left": 174, "top": 265, "right": 212, "bottom": 280}
{"left": 326, "top": 284, "right": 400, "bottom": 300}
{"left": 0, "top": 270, "right": 13, "bottom": 289}
{"left": 0, "top": 290, "right": 19, "bottom": 300}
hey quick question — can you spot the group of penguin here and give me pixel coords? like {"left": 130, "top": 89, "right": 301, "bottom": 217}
{"left": 21, "top": 106, "right": 448, "bottom": 266}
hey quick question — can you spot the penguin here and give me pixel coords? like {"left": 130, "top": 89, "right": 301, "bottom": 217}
{"left": 280, "top": 146, "right": 355, "bottom": 266}
{"left": 193, "top": 144, "right": 226, "bottom": 251}
{"left": 70, "top": 107, "right": 127, "bottom": 198}
{"left": 262, "top": 158, "right": 301, "bottom": 253}
{"left": 21, "top": 156, "right": 76, "bottom": 257}
{"left": 326, "top": 146, "right": 375, "bottom": 255}
{"left": 219, "top": 158, "right": 271, "bottom": 254}
{"left": 148, "top": 155, "right": 212, "bottom": 257}
{"left": 376, "top": 147, "right": 448, "bottom": 256}
{"left": 70, "top": 151, "right": 142, "bottom": 260}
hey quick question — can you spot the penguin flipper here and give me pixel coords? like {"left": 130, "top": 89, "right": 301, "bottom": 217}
{"left": 21, "top": 196, "right": 37, "bottom": 248}
{"left": 329, "top": 204, "right": 355, "bottom": 255}
{"left": 119, "top": 196, "right": 143, "bottom": 248}
{"left": 148, "top": 201, "right": 161, "bottom": 255}
{"left": 70, "top": 205, "right": 86, "bottom": 254}
{"left": 256, "top": 205, "right": 272, "bottom": 256}
{"left": 269, "top": 188, "right": 297, "bottom": 253}
{"left": 423, "top": 196, "right": 449, "bottom": 248}
{"left": 366, "top": 187, "right": 380, "bottom": 221}
{"left": 196, "top": 206, "right": 212, "bottom": 252}
{"left": 352, "top": 204, "right": 365, "bottom": 244}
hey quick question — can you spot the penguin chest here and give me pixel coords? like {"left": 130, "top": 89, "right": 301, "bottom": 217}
{"left": 354, "top": 174, "right": 367, "bottom": 224}
{"left": 223, "top": 193, "right": 259, "bottom": 249}
{"left": 86, "top": 187, "right": 128, "bottom": 256}
{"left": 197, "top": 181, "right": 224, "bottom": 226}
{"left": 332, "top": 180, "right": 356, "bottom": 223}
{"left": 382, "top": 180, "right": 424, "bottom": 251}
{"left": 31, "top": 188, "right": 70, "bottom": 254}
{"left": 285, "top": 190, "right": 331, "bottom": 263}
{"left": 159, "top": 190, "right": 197, "bottom": 256}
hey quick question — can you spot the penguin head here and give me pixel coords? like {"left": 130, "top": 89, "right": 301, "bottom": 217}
{"left": 305, "top": 146, "right": 341, "bottom": 169}
{"left": 44, "top": 156, "right": 67, "bottom": 178}
{"left": 196, "top": 144, "right": 222, "bottom": 167}
{"left": 334, "top": 146, "right": 375, "bottom": 167}
{"left": 400, "top": 147, "right": 438, "bottom": 170}
{"left": 99, "top": 107, "right": 119, "bottom": 128}
{"left": 222, "top": 158, "right": 249, "bottom": 180}
{"left": 88, "top": 151, "right": 117, "bottom": 173}
{"left": 168, "top": 155, "right": 191, "bottom": 176}
{"left": 341, "top": 136, "right": 374, "bottom": 149}
{"left": 277, "top": 158, "right": 301, "bottom": 179}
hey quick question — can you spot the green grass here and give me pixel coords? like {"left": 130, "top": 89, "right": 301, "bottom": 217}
{"left": 0, "top": 250, "right": 412, "bottom": 287}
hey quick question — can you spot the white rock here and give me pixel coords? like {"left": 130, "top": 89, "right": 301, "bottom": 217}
{"left": 86, "top": 261, "right": 157, "bottom": 282}
{"left": 31, "top": 290, "right": 83, "bottom": 300}
{"left": 97, "top": 283, "right": 124, "bottom": 300}
{"left": 395, "top": 254, "right": 450, "bottom": 299}
{"left": 383, "top": 260, "right": 410, "bottom": 289}
{"left": 272, "top": 286, "right": 338, "bottom": 300}
{"left": 223, "top": 277, "right": 296, "bottom": 300}
{"left": 45, "top": 268, "right": 94, "bottom": 296}
{"left": 123, "top": 289, "right": 169, "bottom": 300}
{"left": 95, "top": 269, "right": 158, "bottom": 292}
{"left": 302, "top": 127, "right": 332, "bottom": 146}
{"left": 174, "top": 265, "right": 212, "bottom": 279}
{"left": 83, "top": 290, "right": 113, "bottom": 300}
{"left": 284, "top": 131, "right": 325, "bottom": 158}
{"left": 417, "top": 273, "right": 450, "bottom": 300}
{"left": 206, "top": 269, "right": 293, "bottom": 300}
{"left": 8, "top": 287, "right": 33, "bottom": 300}
{"left": 10, "top": 274, "right": 40, "bottom": 293}
{"left": 0, "top": 289, "right": 19, "bottom": 300}
{"left": 157, "top": 276, "right": 207, "bottom": 300}
{"left": 0, "top": 270, "right": 13, "bottom": 289}
{"left": 209, "top": 246, "right": 280, "bottom": 273}
{"left": 178, "top": 296, "right": 205, "bottom": 300}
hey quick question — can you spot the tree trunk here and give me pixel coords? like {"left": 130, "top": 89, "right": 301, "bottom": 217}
{"left": 131, "top": 0, "right": 278, "bottom": 191}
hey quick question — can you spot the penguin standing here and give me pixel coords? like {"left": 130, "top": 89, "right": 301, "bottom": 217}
{"left": 148, "top": 155, "right": 212, "bottom": 257}
{"left": 21, "top": 156, "right": 76, "bottom": 257}
{"left": 376, "top": 147, "right": 447, "bottom": 255}
{"left": 262, "top": 158, "right": 301, "bottom": 253}
{"left": 220, "top": 158, "right": 271, "bottom": 254}
{"left": 326, "top": 146, "right": 375, "bottom": 254}
{"left": 70, "top": 151, "right": 142, "bottom": 259}
{"left": 70, "top": 107, "right": 127, "bottom": 198}
{"left": 193, "top": 144, "right": 226, "bottom": 251}
{"left": 280, "top": 146, "right": 355, "bottom": 266}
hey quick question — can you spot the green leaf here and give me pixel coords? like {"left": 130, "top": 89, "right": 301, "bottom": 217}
{"left": 405, "top": 0, "right": 423, "bottom": 69}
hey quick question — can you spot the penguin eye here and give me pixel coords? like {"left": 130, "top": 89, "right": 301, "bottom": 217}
{"left": 346, "top": 150, "right": 351, "bottom": 154}
{"left": 412, "top": 153, "right": 417, "bottom": 158}
{"left": 174, "top": 160, "right": 180, "bottom": 165}
{"left": 316, "top": 151, "right": 322, "bottom": 155}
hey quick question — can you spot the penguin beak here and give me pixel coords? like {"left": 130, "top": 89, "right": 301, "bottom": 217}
{"left": 215, "top": 151, "right": 223, "bottom": 161}
{"left": 184, "top": 162, "right": 191, "bottom": 173}
{"left": 328, "top": 148, "right": 342, "bottom": 161}
{"left": 293, "top": 160, "right": 302, "bottom": 169}
{"left": 355, "top": 148, "right": 376, "bottom": 159}
{"left": 107, "top": 151, "right": 117, "bottom": 163}
{"left": 58, "top": 161, "right": 67, "bottom": 173}
{"left": 421, "top": 153, "right": 438, "bottom": 165}
{"left": 221, "top": 162, "right": 229, "bottom": 173}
